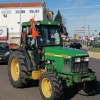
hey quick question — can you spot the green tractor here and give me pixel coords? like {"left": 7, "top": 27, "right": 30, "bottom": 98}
{"left": 8, "top": 20, "right": 97, "bottom": 100}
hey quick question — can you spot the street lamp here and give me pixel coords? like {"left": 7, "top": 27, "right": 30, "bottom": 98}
{"left": 84, "top": 0, "right": 87, "bottom": 37}
{"left": 20, "top": 0, "right": 22, "bottom": 34}
{"left": 19, "top": 0, "right": 22, "bottom": 44}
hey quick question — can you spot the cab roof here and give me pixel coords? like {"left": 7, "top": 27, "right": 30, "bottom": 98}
{"left": 22, "top": 20, "right": 59, "bottom": 26}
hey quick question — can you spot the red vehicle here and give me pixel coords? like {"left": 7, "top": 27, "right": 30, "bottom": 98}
{"left": 9, "top": 43, "right": 18, "bottom": 49}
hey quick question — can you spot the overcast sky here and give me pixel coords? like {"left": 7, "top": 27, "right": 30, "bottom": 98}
{"left": 1, "top": 0, "right": 100, "bottom": 36}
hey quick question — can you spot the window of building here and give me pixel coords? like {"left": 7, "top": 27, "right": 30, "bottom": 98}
{"left": 30, "top": 10, "right": 34, "bottom": 13}
{"left": 7, "top": 11, "right": 11, "bottom": 14}
{"left": 37, "top": 10, "right": 39, "bottom": 13}
{"left": 16, "top": 10, "right": 20, "bottom": 13}
{"left": 35, "top": 10, "right": 39, "bottom": 13}
{"left": 21, "top": 10, "right": 25, "bottom": 13}
{"left": 15, "top": 10, "right": 25, "bottom": 14}
{"left": 1, "top": 11, "right": 6, "bottom": 14}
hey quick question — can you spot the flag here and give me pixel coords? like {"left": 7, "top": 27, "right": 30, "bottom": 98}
{"left": 30, "top": 18, "right": 39, "bottom": 39}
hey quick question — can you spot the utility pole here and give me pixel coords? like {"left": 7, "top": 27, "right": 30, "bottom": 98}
{"left": 84, "top": 0, "right": 87, "bottom": 37}
{"left": 88, "top": 25, "right": 90, "bottom": 37}
{"left": 19, "top": 0, "right": 22, "bottom": 44}
{"left": 20, "top": 0, "right": 22, "bottom": 34}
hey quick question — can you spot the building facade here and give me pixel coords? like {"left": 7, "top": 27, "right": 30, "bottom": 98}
{"left": 0, "top": 2, "right": 53, "bottom": 44}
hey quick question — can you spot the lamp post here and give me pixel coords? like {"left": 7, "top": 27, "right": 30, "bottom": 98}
{"left": 84, "top": 0, "right": 87, "bottom": 37}
{"left": 20, "top": 0, "right": 22, "bottom": 34}
{"left": 19, "top": 0, "right": 22, "bottom": 44}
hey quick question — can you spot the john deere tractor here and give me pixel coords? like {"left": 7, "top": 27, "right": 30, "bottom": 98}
{"left": 8, "top": 19, "right": 97, "bottom": 100}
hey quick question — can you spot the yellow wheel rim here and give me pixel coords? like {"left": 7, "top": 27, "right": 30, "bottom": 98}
{"left": 41, "top": 78, "right": 52, "bottom": 98}
{"left": 11, "top": 58, "right": 20, "bottom": 81}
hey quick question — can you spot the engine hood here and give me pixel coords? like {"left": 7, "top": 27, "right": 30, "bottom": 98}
{"left": 45, "top": 46, "right": 88, "bottom": 58}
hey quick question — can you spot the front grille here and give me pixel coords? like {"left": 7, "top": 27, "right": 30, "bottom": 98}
{"left": 72, "top": 62, "right": 88, "bottom": 73}
{"left": 64, "top": 59, "right": 70, "bottom": 72}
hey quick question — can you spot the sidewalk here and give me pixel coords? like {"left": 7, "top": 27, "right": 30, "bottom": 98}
{"left": 83, "top": 46, "right": 100, "bottom": 59}
{"left": 88, "top": 51, "right": 100, "bottom": 59}
{"left": 82, "top": 45, "right": 100, "bottom": 59}
{"left": 82, "top": 45, "right": 92, "bottom": 51}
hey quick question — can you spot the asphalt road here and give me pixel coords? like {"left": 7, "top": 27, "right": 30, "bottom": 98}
{"left": 0, "top": 58, "right": 100, "bottom": 100}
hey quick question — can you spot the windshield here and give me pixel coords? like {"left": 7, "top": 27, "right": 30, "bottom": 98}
{"left": 36, "top": 25, "right": 61, "bottom": 46}
{"left": 0, "top": 42, "right": 9, "bottom": 49}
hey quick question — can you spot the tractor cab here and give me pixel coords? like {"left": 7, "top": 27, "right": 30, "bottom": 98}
{"left": 20, "top": 20, "right": 63, "bottom": 71}
{"left": 21, "top": 21, "right": 62, "bottom": 49}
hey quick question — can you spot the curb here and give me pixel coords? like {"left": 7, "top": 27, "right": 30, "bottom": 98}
{"left": 88, "top": 51, "right": 100, "bottom": 59}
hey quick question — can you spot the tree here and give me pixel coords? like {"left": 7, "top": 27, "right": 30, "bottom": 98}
{"left": 62, "top": 15, "right": 67, "bottom": 26}
{"left": 99, "top": 32, "right": 100, "bottom": 36}
{"left": 54, "top": 10, "right": 63, "bottom": 25}
{"left": 54, "top": 10, "right": 66, "bottom": 26}
{"left": 79, "top": 36, "right": 81, "bottom": 39}
{"left": 74, "top": 34, "right": 78, "bottom": 40}
{"left": 54, "top": 10, "right": 68, "bottom": 36}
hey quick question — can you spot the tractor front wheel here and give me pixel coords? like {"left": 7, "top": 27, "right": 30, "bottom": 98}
{"left": 77, "top": 79, "right": 97, "bottom": 96}
{"left": 39, "top": 72, "right": 63, "bottom": 100}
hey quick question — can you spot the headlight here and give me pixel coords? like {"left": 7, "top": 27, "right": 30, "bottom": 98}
{"left": 47, "top": 60, "right": 50, "bottom": 64}
{"left": 84, "top": 57, "right": 89, "bottom": 62}
{"left": 75, "top": 58, "right": 81, "bottom": 62}
{"left": 5, "top": 52, "right": 10, "bottom": 56}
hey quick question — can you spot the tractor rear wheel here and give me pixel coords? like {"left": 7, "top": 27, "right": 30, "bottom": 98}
{"left": 77, "top": 78, "right": 97, "bottom": 96}
{"left": 8, "top": 51, "right": 29, "bottom": 88}
{"left": 39, "top": 72, "right": 64, "bottom": 100}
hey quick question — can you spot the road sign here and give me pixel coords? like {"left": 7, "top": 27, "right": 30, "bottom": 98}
{"left": 85, "top": 36, "right": 89, "bottom": 40}
{"left": 74, "top": 30, "right": 84, "bottom": 33}
{"left": 95, "top": 30, "right": 97, "bottom": 32}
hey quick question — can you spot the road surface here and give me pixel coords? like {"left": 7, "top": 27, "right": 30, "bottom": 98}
{"left": 0, "top": 58, "right": 100, "bottom": 100}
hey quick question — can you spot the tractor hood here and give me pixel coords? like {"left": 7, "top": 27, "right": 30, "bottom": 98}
{"left": 45, "top": 46, "right": 88, "bottom": 58}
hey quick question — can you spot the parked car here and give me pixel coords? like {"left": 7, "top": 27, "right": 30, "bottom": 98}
{"left": 0, "top": 42, "right": 10, "bottom": 62}
{"left": 92, "top": 37, "right": 100, "bottom": 47}
{"left": 9, "top": 43, "right": 18, "bottom": 49}
{"left": 66, "top": 42, "right": 82, "bottom": 49}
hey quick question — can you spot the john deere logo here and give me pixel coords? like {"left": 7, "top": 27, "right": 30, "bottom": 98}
{"left": 0, "top": 30, "right": 4, "bottom": 35}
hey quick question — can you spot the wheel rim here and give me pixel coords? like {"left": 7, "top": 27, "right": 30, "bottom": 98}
{"left": 41, "top": 78, "right": 52, "bottom": 98}
{"left": 11, "top": 58, "right": 20, "bottom": 81}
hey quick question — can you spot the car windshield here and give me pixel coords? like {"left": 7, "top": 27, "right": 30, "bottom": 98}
{"left": 36, "top": 25, "right": 61, "bottom": 46}
{"left": 0, "top": 42, "right": 9, "bottom": 49}
{"left": 98, "top": 37, "right": 100, "bottom": 41}
{"left": 94, "top": 37, "right": 100, "bottom": 41}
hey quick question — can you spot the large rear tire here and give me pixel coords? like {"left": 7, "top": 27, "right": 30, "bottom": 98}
{"left": 8, "top": 51, "right": 29, "bottom": 88}
{"left": 39, "top": 72, "right": 64, "bottom": 100}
